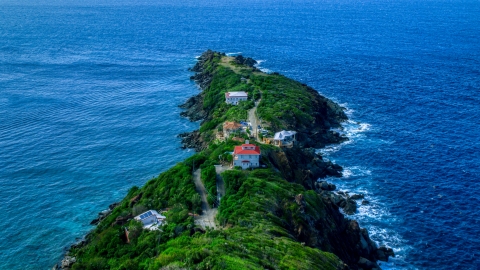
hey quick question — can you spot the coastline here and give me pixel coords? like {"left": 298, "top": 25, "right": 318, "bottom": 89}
{"left": 56, "top": 50, "right": 394, "bottom": 270}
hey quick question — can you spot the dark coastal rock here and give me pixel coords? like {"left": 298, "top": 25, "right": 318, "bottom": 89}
{"left": 350, "top": 194, "right": 364, "bottom": 200}
{"left": 338, "top": 197, "right": 357, "bottom": 215}
{"left": 317, "top": 181, "right": 337, "bottom": 191}
{"left": 263, "top": 146, "right": 343, "bottom": 190}
{"left": 90, "top": 218, "right": 100, "bottom": 225}
{"left": 70, "top": 240, "right": 86, "bottom": 250}
{"left": 178, "top": 130, "right": 207, "bottom": 151}
{"left": 90, "top": 208, "right": 113, "bottom": 225}
{"left": 362, "top": 200, "right": 370, "bottom": 205}
{"left": 290, "top": 196, "right": 383, "bottom": 270}
{"left": 357, "top": 257, "right": 378, "bottom": 270}
{"left": 317, "top": 190, "right": 357, "bottom": 215}
{"left": 234, "top": 54, "right": 257, "bottom": 67}
{"left": 108, "top": 202, "right": 119, "bottom": 210}
{"left": 376, "top": 246, "right": 395, "bottom": 262}
{"left": 179, "top": 94, "right": 207, "bottom": 122}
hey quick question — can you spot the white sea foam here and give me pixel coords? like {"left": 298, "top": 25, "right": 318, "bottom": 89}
{"left": 339, "top": 103, "right": 355, "bottom": 116}
{"left": 226, "top": 52, "right": 242, "bottom": 56}
{"left": 254, "top": 59, "right": 273, "bottom": 73}
{"left": 318, "top": 118, "right": 371, "bottom": 156}
{"left": 341, "top": 166, "right": 372, "bottom": 178}
{"left": 330, "top": 181, "right": 414, "bottom": 269}
{"left": 316, "top": 106, "right": 413, "bottom": 268}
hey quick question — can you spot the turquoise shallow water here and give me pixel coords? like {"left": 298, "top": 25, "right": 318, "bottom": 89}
{"left": 0, "top": 1, "right": 479, "bottom": 269}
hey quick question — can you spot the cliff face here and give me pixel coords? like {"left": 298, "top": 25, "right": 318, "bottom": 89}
{"left": 287, "top": 192, "right": 391, "bottom": 270}
{"left": 181, "top": 50, "right": 216, "bottom": 122}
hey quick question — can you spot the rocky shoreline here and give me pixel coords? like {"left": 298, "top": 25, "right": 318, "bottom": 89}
{"left": 53, "top": 202, "right": 121, "bottom": 270}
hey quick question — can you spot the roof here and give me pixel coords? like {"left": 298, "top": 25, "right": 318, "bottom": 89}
{"left": 225, "top": 91, "right": 248, "bottom": 98}
{"left": 233, "top": 144, "right": 261, "bottom": 155}
{"left": 134, "top": 210, "right": 165, "bottom": 221}
{"left": 223, "top": 121, "right": 242, "bottom": 130}
{"left": 138, "top": 211, "right": 154, "bottom": 220}
{"left": 274, "top": 130, "right": 297, "bottom": 140}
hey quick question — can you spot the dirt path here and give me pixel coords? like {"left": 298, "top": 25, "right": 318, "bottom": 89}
{"left": 248, "top": 100, "right": 261, "bottom": 141}
{"left": 193, "top": 169, "right": 217, "bottom": 229}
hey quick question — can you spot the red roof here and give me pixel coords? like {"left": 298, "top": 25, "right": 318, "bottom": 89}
{"left": 233, "top": 144, "right": 261, "bottom": 155}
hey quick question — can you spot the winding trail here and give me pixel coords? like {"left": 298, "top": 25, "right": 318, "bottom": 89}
{"left": 192, "top": 169, "right": 217, "bottom": 229}
{"left": 248, "top": 99, "right": 261, "bottom": 141}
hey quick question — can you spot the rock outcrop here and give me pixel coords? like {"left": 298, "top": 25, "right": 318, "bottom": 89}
{"left": 178, "top": 130, "right": 207, "bottom": 151}
{"left": 263, "top": 146, "right": 342, "bottom": 190}
{"left": 234, "top": 54, "right": 257, "bottom": 67}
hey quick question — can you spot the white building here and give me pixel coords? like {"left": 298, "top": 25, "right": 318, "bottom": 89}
{"left": 233, "top": 141, "right": 261, "bottom": 169}
{"left": 225, "top": 91, "right": 248, "bottom": 105}
{"left": 134, "top": 210, "right": 166, "bottom": 230}
{"left": 273, "top": 130, "right": 297, "bottom": 147}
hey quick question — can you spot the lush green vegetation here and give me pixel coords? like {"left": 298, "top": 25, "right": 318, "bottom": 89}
{"left": 70, "top": 151, "right": 343, "bottom": 269}
{"left": 68, "top": 53, "right": 344, "bottom": 269}
{"left": 199, "top": 52, "right": 331, "bottom": 134}
{"left": 252, "top": 74, "right": 316, "bottom": 131}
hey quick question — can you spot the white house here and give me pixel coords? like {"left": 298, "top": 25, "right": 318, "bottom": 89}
{"left": 134, "top": 210, "right": 166, "bottom": 230}
{"left": 273, "top": 130, "right": 297, "bottom": 147}
{"left": 233, "top": 141, "right": 261, "bottom": 169}
{"left": 225, "top": 91, "right": 248, "bottom": 105}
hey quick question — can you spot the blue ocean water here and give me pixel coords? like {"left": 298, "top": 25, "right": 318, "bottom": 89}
{"left": 0, "top": 1, "right": 479, "bottom": 269}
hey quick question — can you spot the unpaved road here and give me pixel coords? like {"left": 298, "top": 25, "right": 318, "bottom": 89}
{"left": 193, "top": 169, "right": 217, "bottom": 229}
{"left": 248, "top": 100, "right": 261, "bottom": 141}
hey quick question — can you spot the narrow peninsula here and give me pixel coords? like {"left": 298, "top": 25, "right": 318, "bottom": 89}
{"left": 60, "top": 50, "right": 394, "bottom": 270}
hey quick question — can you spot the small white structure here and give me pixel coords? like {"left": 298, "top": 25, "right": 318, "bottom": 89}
{"left": 134, "top": 210, "right": 166, "bottom": 230}
{"left": 225, "top": 91, "right": 248, "bottom": 105}
{"left": 273, "top": 130, "right": 297, "bottom": 147}
{"left": 233, "top": 141, "right": 261, "bottom": 169}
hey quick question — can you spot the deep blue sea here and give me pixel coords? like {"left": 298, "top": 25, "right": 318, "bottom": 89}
{"left": 0, "top": 0, "right": 479, "bottom": 269}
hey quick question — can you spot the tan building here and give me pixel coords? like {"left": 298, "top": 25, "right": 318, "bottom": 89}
{"left": 223, "top": 121, "right": 243, "bottom": 138}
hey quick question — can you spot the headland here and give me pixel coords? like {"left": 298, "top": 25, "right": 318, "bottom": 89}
{"left": 57, "top": 50, "right": 393, "bottom": 270}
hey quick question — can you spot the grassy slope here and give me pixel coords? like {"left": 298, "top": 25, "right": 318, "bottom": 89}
{"left": 69, "top": 52, "right": 345, "bottom": 270}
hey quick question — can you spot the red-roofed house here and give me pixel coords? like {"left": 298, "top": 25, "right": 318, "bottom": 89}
{"left": 233, "top": 141, "right": 261, "bottom": 169}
